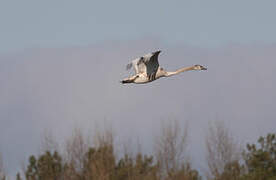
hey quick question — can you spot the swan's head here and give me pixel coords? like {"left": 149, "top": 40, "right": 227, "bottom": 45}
{"left": 194, "top": 64, "right": 207, "bottom": 70}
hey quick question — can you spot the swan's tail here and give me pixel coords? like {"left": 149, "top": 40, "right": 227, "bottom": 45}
{"left": 121, "top": 75, "right": 139, "bottom": 84}
{"left": 121, "top": 79, "right": 133, "bottom": 84}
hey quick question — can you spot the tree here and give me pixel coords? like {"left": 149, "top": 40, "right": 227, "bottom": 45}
{"left": 155, "top": 120, "right": 189, "bottom": 174}
{"left": 81, "top": 125, "right": 116, "bottom": 180}
{"left": 165, "top": 163, "right": 201, "bottom": 180}
{"left": 16, "top": 172, "right": 22, "bottom": 180}
{"left": 64, "top": 128, "right": 89, "bottom": 175}
{"left": 132, "top": 153, "right": 158, "bottom": 180}
{"left": 205, "top": 121, "right": 241, "bottom": 180}
{"left": 83, "top": 145, "right": 116, "bottom": 180}
{"left": 25, "top": 151, "right": 63, "bottom": 180}
{"left": 25, "top": 155, "right": 38, "bottom": 180}
{"left": 114, "top": 153, "right": 158, "bottom": 180}
{"left": 0, "top": 152, "right": 5, "bottom": 180}
{"left": 40, "top": 129, "right": 59, "bottom": 153}
{"left": 115, "top": 154, "right": 134, "bottom": 180}
{"left": 217, "top": 160, "right": 244, "bottom": 180}
{"left": 242, "top": 133, "right": 276, "bottom": 180}
{"left": 155, "top": 120, "right": 200, "bottom": 179}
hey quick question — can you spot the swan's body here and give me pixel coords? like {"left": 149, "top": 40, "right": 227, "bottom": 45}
{"left": 121, "top": 50, "right": 207, "bottom": 84}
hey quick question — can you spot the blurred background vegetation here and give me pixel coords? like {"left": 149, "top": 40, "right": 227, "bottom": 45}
{"left": 1, "top": 120, "right": 275, "bottom": 180}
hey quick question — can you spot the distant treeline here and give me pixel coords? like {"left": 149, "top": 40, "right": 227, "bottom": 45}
{"left": 1, "top": 120, "right": 275, "bottom": 180}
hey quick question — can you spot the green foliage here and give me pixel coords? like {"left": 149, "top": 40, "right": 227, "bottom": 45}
{"left": 213, "top": 160, "right": 244, "bottom": 180}
{"left": 114, "top": 153, "right": 159, "bottom": 180}
{"left": 166, "top": 163, "right": 201, "bottom": 180}
{"left": 83, "top": 146, "right": 159, "bottom": 180}
{"left": 25, "top": 155, "right": 38, "bottom": 180}
{"left": 242, "top": 133, "right": 276, "bottom": 180}
{"left": 23, "top": 145, "right": 200, "bottom": 180}
{"left": 206, "top": 133, "right": 276, "bottom": 180}
{"left": 21, "top": 130, "right": 276, "bottom": 179}
{"left": 83, "top": 145, "right": 116, "bottom": 179}
{"left": 25, "top": 151, "right": 63, "bottom": 180}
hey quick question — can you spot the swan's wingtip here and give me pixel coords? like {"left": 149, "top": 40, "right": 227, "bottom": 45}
{"left": 152, "top": 50, "right": 161, "bottom": 55}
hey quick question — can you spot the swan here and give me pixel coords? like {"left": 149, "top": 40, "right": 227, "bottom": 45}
{"left": 121, "top": 50, "right": 207, "bottom": 84}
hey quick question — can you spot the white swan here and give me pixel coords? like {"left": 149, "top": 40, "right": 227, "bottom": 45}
{"left": 121, "top": 50, "right": 207, "bottom": 84}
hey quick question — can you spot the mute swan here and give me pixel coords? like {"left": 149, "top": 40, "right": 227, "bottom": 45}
{"left": 121, "top": 50, "right": 207, "bottom": 84}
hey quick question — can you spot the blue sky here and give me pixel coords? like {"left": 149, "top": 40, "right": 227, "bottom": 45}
{"left": 1, "top": 0, "right": 276, "bottom": 177}
{"left": 1, "top": 0, "right": 276, "bottom": 54}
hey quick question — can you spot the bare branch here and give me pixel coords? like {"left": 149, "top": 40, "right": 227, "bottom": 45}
{"left": 155, "top": 119, "right": 189, "bottom": 177}
{"left": 65, "top": 127, "right": 89, "bottom": 172}
{"left": 40, "top": 129, "right": 59, "bottom": 153}
{"left": 205, "top": 121, "right": 241, "bottom": 179}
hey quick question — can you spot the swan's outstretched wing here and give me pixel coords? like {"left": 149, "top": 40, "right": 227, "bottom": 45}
{"left": 126, "top": 58, "right": 147, "bottom": 74}
{"left": 126, "top": 50, "right": 161, "bottom": 76}
{"left": 141, "top": 50, "right": 161, "bottom": 77}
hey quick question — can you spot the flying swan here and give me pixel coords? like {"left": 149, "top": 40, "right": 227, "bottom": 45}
{"left": 121, "top": 50, "right": 207, "bottom": 84}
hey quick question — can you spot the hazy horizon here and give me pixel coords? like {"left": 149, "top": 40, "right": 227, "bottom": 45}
{"left": 1, "top": 0, "right": 276, "bottom": 178}
{"left": 1, "top": 40, "right": 276, "bottom": 176}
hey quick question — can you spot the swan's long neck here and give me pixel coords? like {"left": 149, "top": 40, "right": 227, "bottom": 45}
{"left": 165, "top": 66, "right": 195, "bottom": 77}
